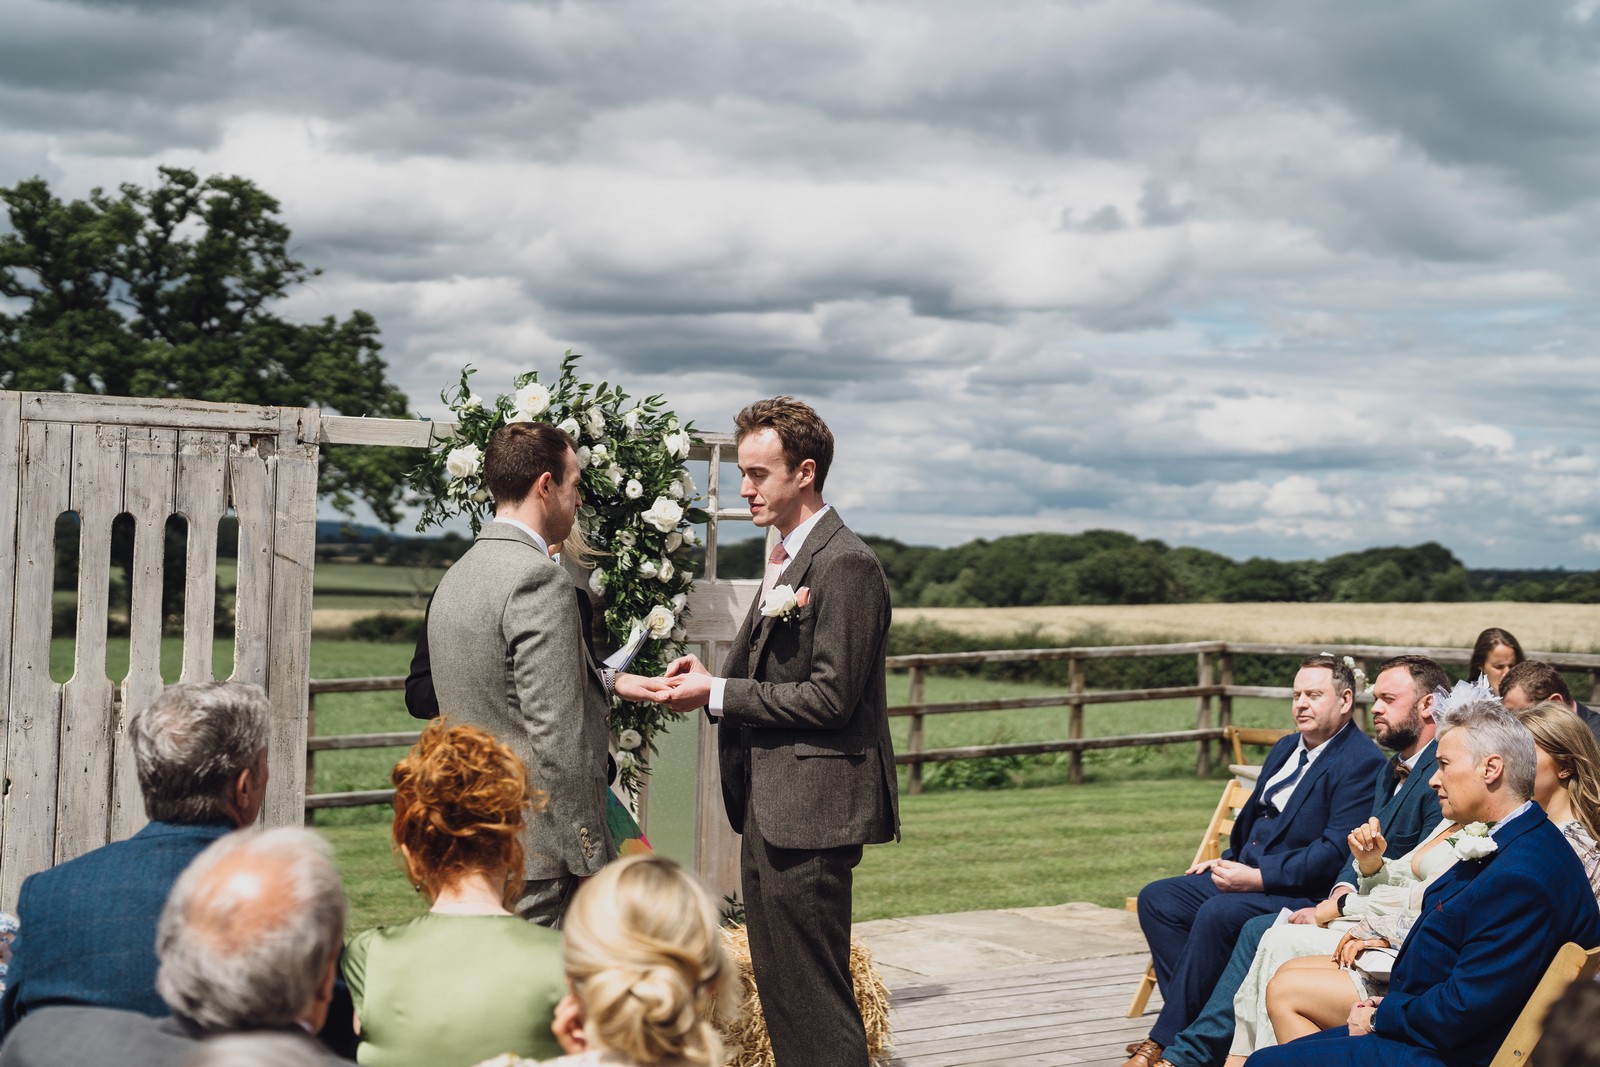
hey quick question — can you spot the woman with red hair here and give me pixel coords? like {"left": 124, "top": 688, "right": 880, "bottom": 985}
{"left": 342, "top": 720, "right": 565, "bottom": 1067}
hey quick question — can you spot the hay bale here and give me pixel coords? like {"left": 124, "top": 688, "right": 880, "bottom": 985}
{"left": 714, "top": 925, "right": 892, "bottom": 1066}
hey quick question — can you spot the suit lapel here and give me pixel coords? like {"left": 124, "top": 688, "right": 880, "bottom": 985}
{"left": 748, "top": 509, "right": 843, "bottom": 670}
{"left": 1386, "top": 741, "right": 1436, "bottom": 815}
{"left": 1269, "top": 724, "right": 1349, "bottom": 831}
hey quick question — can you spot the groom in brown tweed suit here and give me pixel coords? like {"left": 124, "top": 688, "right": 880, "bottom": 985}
{"left": 665, "top": 397, "right": 900, "bottom": 1066}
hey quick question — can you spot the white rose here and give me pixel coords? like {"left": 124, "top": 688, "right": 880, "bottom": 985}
{"left": 665, "top": 532, "right": 682, "bottom": 552}
{"left": 760, "top": 584, "right": 799, "bottom": 618}
{"left": 592, "top": 443, "right": 609, "bottom": 461}
{"left": 677, "top": 470, "right": 697, "bottom": 499}
{"left": 625, "top": 479, "right": 644, "bottom": 500}
{"left": 622, "top": 408, "right": 641, "bottom": 435}
{"left": 514, "top": 382, "right": 551, "bottom": 418}
{"left": 658, "top": 558, "right": 674, "bottom": 582}
{"left": 558, "top": 417, "right": 581, "bottom": 439}
{"left": 638, "top": 559, "right": 658, "bottom": 579}
{"left": 618, "top": 728, "right": 643, "bottom": 751}
{"left": 585, "top": 406, "right": 606, "bottom": 437}
{"left": 460, "top": 393, "right": 484, "bottom": 412}
{"left": 641, "top": 496, "right": 684, "bottom": 533}
{"left": 667, "top": 480, "right": 684, "bottom": 500}
{"left": 589, "top": 568, "right": 606, "bottom": 597}
{"left": 645, "top": 605, "right": 675, "bottom": 638}
{"left": 471, "top": 488, "right": 491, "bottom": 503}
{"left": 670, "top": 592, "right": 688, "bottom": 612}
{"left": 444, "top": 443, "right": 483, "bottom": 480}
{"left": 681, "top": 527, "right": 698, "bottom": 547}
{"left": 576, "top": 445, "right": 591, "bottom": 468}
{"left": 615, "top": 750, "right": 637, "bottom": 772}
{"left": 606, "top": 464, "right": 624, "bottom": 488}
{"left": 663, "top": 430, "right": 691, "bottom": 460}
{"left": 616, "top": 529, "right": 636, "bottom": 548}
{"left": 667, "top": 417, "right": 679, "bottom": 431}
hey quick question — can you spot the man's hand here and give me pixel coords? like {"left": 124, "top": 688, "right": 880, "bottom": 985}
{"left": 1348, "top": 817, "right": 1387, "bottom": 878}
{"left": 664, "top": 653, "right": 707, "bottom": 678}
{"left": 1346, "top": 996, "right": 1382, "bottom": 1037}
{"left": 1208, "top": 860, "right": 1264, "bottom": 893}
{"left": 1184, "top": 857, "right": 1224, "bottom": 877}
{"left": 552, "top": 992, "right": 588, "bottom": 1054}
{"left": 664, "top": 671, "right": 714, "bottom": 713}
{"left": 614, "top": 673, "right": 673, "bottom": 704}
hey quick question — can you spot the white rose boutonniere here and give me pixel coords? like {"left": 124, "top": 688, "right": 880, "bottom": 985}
{"left": 760, "top": 584, "right": 811, "bottom": 622}
{"left": 444, "top": 444, "right": 483, "bottom": 481}
{"left": 1447, "top": 821, "right": 1498, "bottom": 862}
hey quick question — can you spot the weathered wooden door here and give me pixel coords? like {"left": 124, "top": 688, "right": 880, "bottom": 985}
{"left": 0, "top": 392, "right": 319, "bottom": 909}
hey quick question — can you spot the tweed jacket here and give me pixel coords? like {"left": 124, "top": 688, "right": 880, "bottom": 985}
{"left": 427, "top": 523, "right": 615, "bottom": 879}
{"left": 0, "top": 820, "right": 233, "bottom": 1033}
{"left": 717, "top": 509, "right": 899, "bottom": 851}
{"left": 0, "top": 1008, "right": 353, "bottom": 1067}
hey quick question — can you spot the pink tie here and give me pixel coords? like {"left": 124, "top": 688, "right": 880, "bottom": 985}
{"left": 760, "top": 542, "right": 789, "bottom": 598}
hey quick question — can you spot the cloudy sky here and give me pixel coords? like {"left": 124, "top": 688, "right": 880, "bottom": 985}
{"left": 6, "top": 0, "right": 1600, "bottom": 566}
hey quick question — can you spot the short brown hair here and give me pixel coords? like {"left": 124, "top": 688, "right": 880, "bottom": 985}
{"left": 1374, "top": 655, "right": 1448, "bottom": 700}
{"left": 1299, "top": 654, "right": 1356, "bottom": 699}
{"left": 734, "top": 396, "right": 835, "bottom": 492}
{"left": 391, "top": 720, "right": 544, "bottom": 909}
{"left": 1500, "top": 660, "right": 1573, "bottom": 705}
{"left": 483, "top": 422, "right": 576, "bottom": 507}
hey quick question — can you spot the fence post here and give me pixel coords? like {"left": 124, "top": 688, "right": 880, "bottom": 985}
{"left": 304, "top": 690, "right": 317, "bottom": 827}
{"left": 1069, "top": 655, "right": 1085, "bottom": 785}
{"left": 1218, "top": 649, "right": 1235, "bottom": 759}
{"left": 907, "top": 665, "right": 925, "bottom": 796}
{"left": 1195, "top": 652, "right": 1213, "bottom": 777}
{"left": 1590, "top": 669, "right": 1599, "bottom": 706}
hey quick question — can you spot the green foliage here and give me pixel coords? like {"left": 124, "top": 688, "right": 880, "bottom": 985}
{"left": 0, "top": 167, "right": 413, "bottom": 523}
{"left": 344, "top": 612, "right": 424, "bottom": 643}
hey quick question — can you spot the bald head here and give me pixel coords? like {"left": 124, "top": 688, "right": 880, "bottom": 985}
{"left": 156, "top": 828, "right": 347, "bottom": 1032}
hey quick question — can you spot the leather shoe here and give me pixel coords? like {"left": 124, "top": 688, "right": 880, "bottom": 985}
{"left": 1120, "top": 1039, "right": 1164, "bottom": 1067}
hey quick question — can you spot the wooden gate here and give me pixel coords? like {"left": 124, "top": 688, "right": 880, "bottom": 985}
{"left": 0, "top": 392, "right": 319, "bottom": 909}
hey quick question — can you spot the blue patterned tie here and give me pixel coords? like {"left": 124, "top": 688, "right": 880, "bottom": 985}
{"left": 1263, "top": 749, "right": 1311, "bottom": 813}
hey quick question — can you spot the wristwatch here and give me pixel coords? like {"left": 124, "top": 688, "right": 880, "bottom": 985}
{"left": 602, "top": 667, "right": 618, "bottom": 699}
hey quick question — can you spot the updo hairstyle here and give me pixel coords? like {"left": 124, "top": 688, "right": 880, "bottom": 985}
{"left": 391, "top": 719, "right": 540, "bottom": 909}
{"left": 561, "top": 855, "right": 737, "bottom": 1066}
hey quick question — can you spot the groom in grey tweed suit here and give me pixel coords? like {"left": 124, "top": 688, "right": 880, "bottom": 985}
{"left": 427, "top": 421, "right": 667, "bottom": 925}
{"left": 666, "top": 397, "right": 899, "bottom": 1066}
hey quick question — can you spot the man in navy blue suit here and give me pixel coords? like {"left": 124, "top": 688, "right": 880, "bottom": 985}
{"left": 1150, "top": 654, "right": 1447, "bottom": 1067}
{"left": 1123, "top": 655, "right": 1386, "bottom": 1067}
{"left": 1247, "top": 698, "right": 1600, "bottom": 1067}
{"left": 0, "top": 681, "right": 270, "bottom": 1033}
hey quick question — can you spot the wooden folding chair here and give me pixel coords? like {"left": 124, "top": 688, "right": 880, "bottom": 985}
{"left": 1226, "top": 725, "right": 1292, "bottom": 767}
{"left": 1489, "top": 941, "right": 1600, "bottom": 1066}
{"left": 1125, "top": 777, "right": 1254, "bottom": 1017}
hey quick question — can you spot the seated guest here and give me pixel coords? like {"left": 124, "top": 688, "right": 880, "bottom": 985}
{"left": 1468, "top": 627, "right": 1523, "bottom": 692}
{"left": 0, "top": 681, "right": 271, "bottom": 1031}
{"left": 342, "top": 721, "right": 565, "bottom": 1067}
{"left": 1122, "top": 655, "right": 1386, "bottom": 1067}
{"left": 1499, "top": 660, "right": 1600, "bottom": 743}
{"left": 0, "top": 828, "right": 352, "bottom": 1067}
{"left": 473, "top": 854, "right": 737, "bottom": 1067}
{"left": 1149, "top": 656, "right": 1447, "bottom": 1067}
{"left": 1245, "top": 699, "right": 1600, "bottom": 1067}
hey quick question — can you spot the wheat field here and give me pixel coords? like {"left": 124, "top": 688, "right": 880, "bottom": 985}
{"left": 895, "top": 602, "right": 1600, "bottom": 651}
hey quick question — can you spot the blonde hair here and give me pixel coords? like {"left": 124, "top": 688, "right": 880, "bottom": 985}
{"left": 561, "top": 855, "right": 736, "bottom": 1065}
{"left": 1513, "top": 700, "right": 1600, "bottom": 841}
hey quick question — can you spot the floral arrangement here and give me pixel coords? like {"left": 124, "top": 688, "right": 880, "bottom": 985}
{"left": 1447, "top": 821, "right": 1497, "bottom": 862}
{"left": 410, "top": 351, "right": 708, "bottom": 792}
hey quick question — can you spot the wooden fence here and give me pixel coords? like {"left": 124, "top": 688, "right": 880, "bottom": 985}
{"left": 301, "top": 640, "right": 1600, "bottom": 811}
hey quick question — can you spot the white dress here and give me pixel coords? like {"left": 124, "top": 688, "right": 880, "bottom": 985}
{"left": 1227, "top": 817, "right": 1459, "bottom": 1058}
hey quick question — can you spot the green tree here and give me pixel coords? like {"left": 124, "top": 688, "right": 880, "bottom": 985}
{"left": 0, "top": 167, "right": 413, "bottom": 523}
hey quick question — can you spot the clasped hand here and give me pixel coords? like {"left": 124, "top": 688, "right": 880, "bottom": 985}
{"left": 608, "top": 655, "right": 714, "bottom": 713}
{"left": 1185, "top": 858, "right": 1264, "bottom": 893}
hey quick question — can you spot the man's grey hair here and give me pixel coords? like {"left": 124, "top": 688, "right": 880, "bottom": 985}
{"left": 130, "top": 681, "right": 271, "bottom": 824}
{"left": 1436, "top": 697, "right": 1537, "bottom": 801}
{"left": 156, "top": 827, "right": 347, "bottom": 1031}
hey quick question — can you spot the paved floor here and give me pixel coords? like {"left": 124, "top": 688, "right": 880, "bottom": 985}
{"left": 854, "top": 903, "right": 1161, "bottom": 1067}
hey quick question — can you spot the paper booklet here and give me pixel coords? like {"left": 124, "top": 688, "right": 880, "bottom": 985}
{"left": 603, "top": 625, "right": 649, "bottom": 671}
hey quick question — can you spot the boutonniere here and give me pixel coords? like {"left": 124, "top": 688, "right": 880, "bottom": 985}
{"left": 1447, "top": 821, "right": 1498, "bottom": 861}
{"left": 760, "top": 584, "right": 810, "bottom": 622}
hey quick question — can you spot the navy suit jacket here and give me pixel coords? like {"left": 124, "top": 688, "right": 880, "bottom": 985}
{"left": 1333, "top": 739, "right": 1442, "bottom": 889}
{"left": 1373, "top": 804, "right": 1600, "bottom": 1067}
{"left": 0, "top": 821, "right": 232, "bottom": 1033}
{"left": 1224, "top": 722, "right": 1386, "bottom": 898}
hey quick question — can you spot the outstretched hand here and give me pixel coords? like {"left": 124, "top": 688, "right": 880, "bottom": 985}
{"left": 662, "top": 671, "right": 714, "bottom": 713}
{"left": 614, "top": 673, "right": 674, "bottom": 704}
{"left": 664, "top": 653, "right": 707, "bottom": 678}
